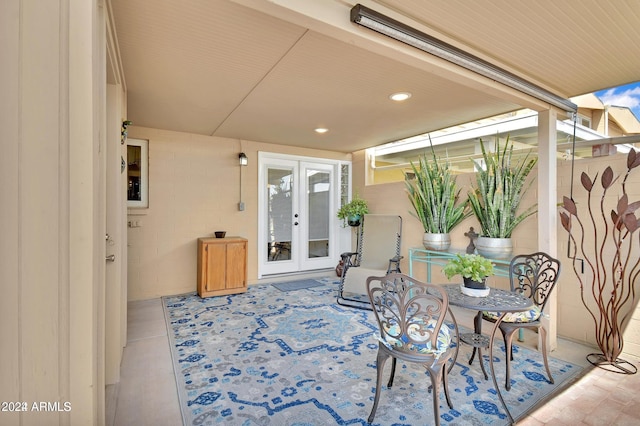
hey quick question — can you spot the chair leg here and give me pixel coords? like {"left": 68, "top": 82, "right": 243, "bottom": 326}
{"left": 427, "top": 366, "right": 442, "bottom": 426}
{"left": 387, "top": 357, "right": 397, "bottom": 388}
{"left": 442, "top": 365, "right": 453, "bottom": 410}
{"left": 539, "top": 326, "right": 554, "bottom": 384}
{"left": 368, "top": 351, "right": 389, "bottom": 424}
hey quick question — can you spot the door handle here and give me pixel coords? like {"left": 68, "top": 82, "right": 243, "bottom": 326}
{"left": 106, "top": 254, "right": 116, "bottom": 262}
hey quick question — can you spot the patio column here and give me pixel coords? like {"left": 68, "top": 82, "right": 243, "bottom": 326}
{"left": 537, "top": 109, "right": 558, "bottom": 351}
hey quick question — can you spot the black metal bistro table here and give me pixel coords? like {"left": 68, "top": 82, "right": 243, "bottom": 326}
{"left": 436, "top": 284, "right": 534, "bottom": 425}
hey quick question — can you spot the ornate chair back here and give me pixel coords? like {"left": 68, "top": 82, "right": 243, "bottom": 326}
{"left": 478, "top": 251, "right": 562, "bottom": 390}
{"left": 367, "top": 273, "right": 450, "bottom": 360}
{"left": 365, "top": 273, "right": 453, "bottom": 425}
{"left": 509, "top": 252, "right": 561, "bottom": 313}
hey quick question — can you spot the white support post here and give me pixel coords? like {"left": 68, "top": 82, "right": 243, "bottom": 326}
{"left": 537, "top": 109, "right": 558, "bottom": 351}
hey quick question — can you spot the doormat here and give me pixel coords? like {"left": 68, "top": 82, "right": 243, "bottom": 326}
{"left": 271, "top": 279, "right": 324, "bottom": 292}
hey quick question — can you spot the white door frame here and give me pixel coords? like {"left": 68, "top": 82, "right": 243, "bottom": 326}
{"left": 298, "top": 160, "right": 335, "bottom": 272}
{"left": 258, "top": 152, "right": 343, "bottom": 278}
{"left": 258, "top": 156, "right": 300, "bottom": 276}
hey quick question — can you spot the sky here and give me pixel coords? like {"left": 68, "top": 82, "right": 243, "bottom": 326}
{"left": 595, "top": 81, "right": 640, "bottom": 119}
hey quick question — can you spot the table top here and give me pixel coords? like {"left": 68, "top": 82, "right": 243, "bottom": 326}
{"left": 436, "top": 283, "right": 533, "bottom": 312}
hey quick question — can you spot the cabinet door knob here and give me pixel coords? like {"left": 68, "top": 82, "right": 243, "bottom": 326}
{"left": 294, "top": 222, "right": 299, "bottom": 226}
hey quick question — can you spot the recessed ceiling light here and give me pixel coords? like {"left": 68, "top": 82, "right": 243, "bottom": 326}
{"left": 389, "top": 92, "right": 412, "bottom": 102}
{"left": 315, "top": 128, "right": 329, "bottom": 134}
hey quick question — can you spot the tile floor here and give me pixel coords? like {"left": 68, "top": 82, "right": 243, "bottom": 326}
{"left": 106, "top": 289, "right": 640, "bottom": 426}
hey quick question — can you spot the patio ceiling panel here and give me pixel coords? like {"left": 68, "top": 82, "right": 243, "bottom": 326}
{"left": 112, "top": 0, "right": 308, "bottom": 135}
{"left": 214, "top": 30, "right": 521, "bottom": 150}
{"left": 110, "top": 0, "right": 640, "bottom": 152}
{"left": 378, "top": 0, "right": 640, "bottom": 96}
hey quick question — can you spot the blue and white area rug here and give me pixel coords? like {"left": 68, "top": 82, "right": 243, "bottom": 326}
{"left": 163, "top": 277, "right": 582, "bottom": 425}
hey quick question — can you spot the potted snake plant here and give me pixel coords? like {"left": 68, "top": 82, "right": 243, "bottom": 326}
{"left": 405, "top": 144, "right": 471, "bottom": 251}
{"left": 468, "top": 136, "right": 537, "bottom": 258}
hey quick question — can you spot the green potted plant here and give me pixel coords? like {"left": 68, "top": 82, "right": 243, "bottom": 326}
{"left": 443, "top": 253, "right": 494, "bottom": 296}
{"left": 406, "top": 143, "right": 471, "bottom": 250}
{"left": 336, "top": 193, "right": 369, "bottom": 227}
{"left": 468, "top": 136, "right": 537, "bottom": 258}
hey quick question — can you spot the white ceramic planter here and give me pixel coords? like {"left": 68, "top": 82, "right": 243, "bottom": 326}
{"left": 460, "top": 283, "right": 490, "bottom": 297}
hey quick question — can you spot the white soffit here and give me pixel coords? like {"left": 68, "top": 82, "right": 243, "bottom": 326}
{"left": 110, "top": 0, "right": 640, "bottom": 152}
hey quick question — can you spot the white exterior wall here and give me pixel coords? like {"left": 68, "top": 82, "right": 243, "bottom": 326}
{"left": 0, "top": 1, "right": 104, "bottom": 424}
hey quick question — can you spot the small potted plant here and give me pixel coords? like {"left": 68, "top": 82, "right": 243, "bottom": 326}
{"left": 443, "top": 253, "right": 494, "bottom": 297}
{"left": 336, "top": 193, "right": 369, "bottom": 227}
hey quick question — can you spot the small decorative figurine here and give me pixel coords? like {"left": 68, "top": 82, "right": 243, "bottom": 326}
{"left": 464, "top": 227, "right": 478, "bottom": 254}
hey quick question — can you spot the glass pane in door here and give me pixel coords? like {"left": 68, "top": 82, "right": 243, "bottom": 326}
{"left": 306, "top": 169, "right": 330, "bottom": 259}
{"left": 127, "top": 144, "right": 142, "bottom": 202}
{"left": 267, "top": 168, "right": 293, "bottom": 263}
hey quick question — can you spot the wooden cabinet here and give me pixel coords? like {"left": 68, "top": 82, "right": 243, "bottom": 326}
{"left": 197, "top": 237, "right": 247, "bottom": 298}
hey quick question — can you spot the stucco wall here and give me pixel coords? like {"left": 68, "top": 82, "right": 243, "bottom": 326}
{"left": 125, "top": 126, "right": 350, "bottom": 301}
{"left": 124, "top": 126, "right": 639, "bottom": 356}
{"left": 556, "top": 154, "right": 640, "bottom": 356}
{"left": 353, "top": 150, "right": 538, "bottom": 289}
{"left": 355, "top": 149, "right": 640, "bottom": 356}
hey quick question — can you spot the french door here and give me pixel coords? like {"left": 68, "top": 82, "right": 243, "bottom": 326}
{"left": 258, "top": 153, "right": 341, "bottom": 277}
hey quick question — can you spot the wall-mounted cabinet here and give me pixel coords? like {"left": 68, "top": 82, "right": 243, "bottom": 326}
{"left": 197, "top": 237, "right": 247, "bottom": 298}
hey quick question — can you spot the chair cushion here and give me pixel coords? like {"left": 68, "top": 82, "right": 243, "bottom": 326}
{"left": 378, "top": 319, "right": 451, "bottom": 357}
{"left": 482, "top": 305, "right": 542, "bottom": 323}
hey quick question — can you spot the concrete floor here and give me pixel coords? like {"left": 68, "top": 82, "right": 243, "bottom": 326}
{"left": 106, "top": 290, "right": 640, "bottom": 426}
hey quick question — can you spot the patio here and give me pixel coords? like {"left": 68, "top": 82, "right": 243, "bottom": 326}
{"left": 106, "top": 291, "right": 640, "bottom": 425}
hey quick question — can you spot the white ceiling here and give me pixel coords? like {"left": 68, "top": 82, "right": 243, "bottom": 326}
{"left": 109, "top": 0, "right": 640, "bottom": 153}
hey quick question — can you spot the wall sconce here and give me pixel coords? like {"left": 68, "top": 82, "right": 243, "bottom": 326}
{"left": 238, "top": 152, "right": 247, "bottom": 211}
